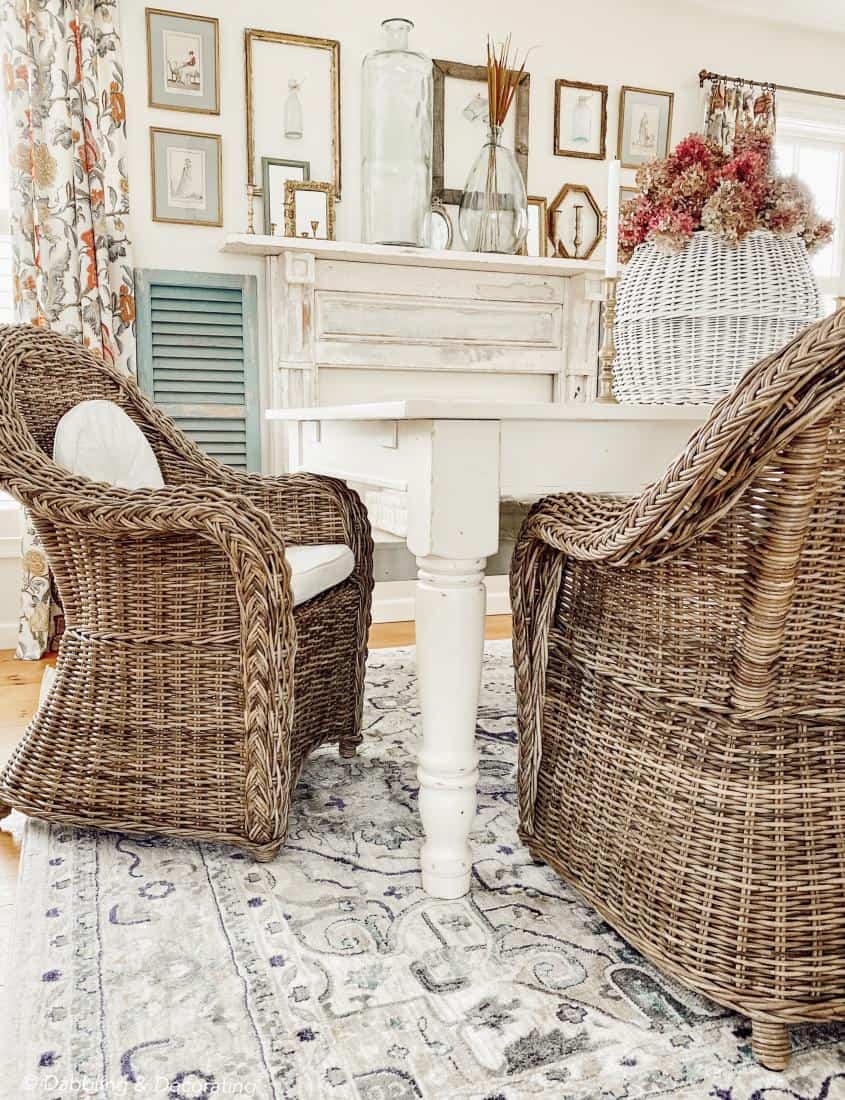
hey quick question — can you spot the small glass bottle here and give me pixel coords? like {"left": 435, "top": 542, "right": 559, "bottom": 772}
{"left": 284, "top": 79, "right": 303, "bottom": 140}
{"left": 571, "top": 95, "right": 591, "bottom": 145}
{"left": 361, "top": 18, "right": 433, "bottom": 246}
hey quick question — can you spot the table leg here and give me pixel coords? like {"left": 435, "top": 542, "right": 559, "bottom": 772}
{"left": 415, "top": 554, "right": 485, "bottom": 899}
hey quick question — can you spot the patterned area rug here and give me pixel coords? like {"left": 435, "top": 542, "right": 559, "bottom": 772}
{"left": 3, "top": 641, "right": 845, "bottom": 1100}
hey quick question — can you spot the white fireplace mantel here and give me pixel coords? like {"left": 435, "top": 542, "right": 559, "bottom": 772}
{"left": 222, "top": 234, "right": 605, "bottom": 473}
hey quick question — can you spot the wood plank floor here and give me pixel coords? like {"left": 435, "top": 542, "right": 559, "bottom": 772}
{"left": 0, "top": 615, "right": 511, "bottom": 988}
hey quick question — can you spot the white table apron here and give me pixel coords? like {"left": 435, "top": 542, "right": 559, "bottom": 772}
{"left": 268, "top": 399, "right": 709, "bottom": 898}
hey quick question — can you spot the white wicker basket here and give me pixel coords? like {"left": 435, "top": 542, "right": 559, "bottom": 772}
{"left": 613, "top": 229, "right": 821, "bottom": 404}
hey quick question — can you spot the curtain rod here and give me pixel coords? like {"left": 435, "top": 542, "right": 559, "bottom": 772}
{"left": 698, "top": 68, "right": 845, "bottom": 105}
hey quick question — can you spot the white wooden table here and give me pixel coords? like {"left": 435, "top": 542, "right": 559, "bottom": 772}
{"left": 269, "top": 399, "right": 708, "bottom": 899}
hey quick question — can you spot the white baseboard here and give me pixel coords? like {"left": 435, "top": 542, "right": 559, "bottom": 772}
{"left": 372, "top": 575, "right": 510, "bottom": 624}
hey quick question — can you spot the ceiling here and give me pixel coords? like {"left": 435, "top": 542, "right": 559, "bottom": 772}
{"left": 683, "top": 0, "right": 845, "bottom": 33}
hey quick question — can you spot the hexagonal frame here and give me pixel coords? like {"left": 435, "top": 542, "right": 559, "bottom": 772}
{"left": 548, "top": 183, "right": 602, "bottom": 260}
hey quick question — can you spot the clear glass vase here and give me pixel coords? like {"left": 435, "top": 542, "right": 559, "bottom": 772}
{"left": 458, "top": 125, "right": 528, "bottom": 254}
{"left": 361, "top": 18, "right": 433, "bottom": 247}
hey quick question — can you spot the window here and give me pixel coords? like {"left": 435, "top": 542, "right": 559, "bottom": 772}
{"left": 775, "top": 92, "right": 845, "bottom": 310}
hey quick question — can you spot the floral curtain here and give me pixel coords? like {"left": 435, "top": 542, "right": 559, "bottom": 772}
{"left": 702, "top": 76, "right": 776, "bottom": 154}
{"left": 1, "top": 0, "right": 135, "bottom": 658}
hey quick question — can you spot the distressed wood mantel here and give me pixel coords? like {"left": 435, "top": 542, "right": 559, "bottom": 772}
{"left": 222, "top": 235, "right": 605, "bottom": 472}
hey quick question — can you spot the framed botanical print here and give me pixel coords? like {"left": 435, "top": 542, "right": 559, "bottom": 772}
{"left": 146, "top": 8, "right": 220, "bottom": 115}
{"left": 261, "top": 157, "right": 309, "bottom": 234}
{"left": 150, "top": 127, "right": 222, "bottom": 227}
{"left": 284, "top": 180, "right": 336, "bottom": 240}
{"left": 524, "top": 195, "right": 549, "bottom": 257}
{"left": 554, "top": 80, "right": 607, "bottom": 160}
{"left": 433, "top": 59, "right": 530, "bottom": 206}
{"left": 245, "top": 29, "right": 341, "bottom": 199}
{"left": 617, "top": 86, "right": 674, "bottom": 169}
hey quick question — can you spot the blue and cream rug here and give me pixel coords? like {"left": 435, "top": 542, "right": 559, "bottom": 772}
{"left": 3, "top": 641, "right": 844, "bottom": 1100}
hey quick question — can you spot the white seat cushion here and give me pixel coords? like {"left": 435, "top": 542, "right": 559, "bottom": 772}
{"left": 53, "top": 399, "right": 353, "bottom": 605}
{"left": 286, "top": 543, "right": 355, "bottom": 606}
{"left": 54, "top": 399, "right": 164, "bottom": 490}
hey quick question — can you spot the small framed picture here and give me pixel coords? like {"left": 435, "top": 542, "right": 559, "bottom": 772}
{"left": 150, "top": 127, "right": 222, "bottom": 227}
{"left": 284, "top": 180, "right": 335, "bottom": 240}
{"left": 549, "top": 183, "right": 602, "bottom": 260}
{"left": 261, "top": 157, "right": 309, "bottom": 235}
{"left": 620, "top": 185, "right": 638, "bottom": 205}
{"left": 524, "top": 195, "right": 549, "bottom": 257}
{"left": 618, "top": 86, "right": 674, "bottom": 169}
{"left": 146, "top": 8, "right": 220, "bottom": 115}
{"left": 554, "top": 80, "right": 607, "bottom": 160}
{"left": 433, "top": 59, "right": 530, "bottom": 206}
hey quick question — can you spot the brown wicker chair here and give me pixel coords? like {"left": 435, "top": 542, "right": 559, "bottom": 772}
{"left": 0, "top": 324, "right": 373, "bottom": 861}
{"left": 510, "top": 309, "right": 845, "bottom": 1070}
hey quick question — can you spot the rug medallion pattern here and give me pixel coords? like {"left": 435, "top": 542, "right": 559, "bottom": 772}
{"left": 3, "top": 642, "right": 844, "bottom": 1099}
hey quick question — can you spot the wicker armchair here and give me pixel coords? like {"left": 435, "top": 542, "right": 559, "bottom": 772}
{"left": 511, "top": 309, "right": 845, "bottom": 1070}
{"left": 0, "top": 324, "right": 373, "bottom": 861}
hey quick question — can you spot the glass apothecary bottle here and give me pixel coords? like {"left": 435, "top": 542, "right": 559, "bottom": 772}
{"left": 361, "top": 18, "right": 433, "bottom": 246}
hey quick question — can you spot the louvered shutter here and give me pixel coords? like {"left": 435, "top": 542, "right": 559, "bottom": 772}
{"left": 135, "top": 269, "right": 261, "bottom": 472}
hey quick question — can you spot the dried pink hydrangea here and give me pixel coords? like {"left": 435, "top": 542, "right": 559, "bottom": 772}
{"left": 648, "top": 207, "right": 696, "bottom": 254}
{"left": 701, "top": 180, "right": 758, "bottom": 245}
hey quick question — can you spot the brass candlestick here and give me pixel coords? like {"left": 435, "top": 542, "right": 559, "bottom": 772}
{"left": 246, "top": 184, "right": 257, "bottom": 234}
{"left": 573, "top": 204, "right": 583, "bottom": 259}
{"left": 597, "top": 275, "right": 619, "bottom": 403}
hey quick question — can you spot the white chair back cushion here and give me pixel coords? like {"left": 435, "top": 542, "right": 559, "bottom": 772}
{"left": 53, "top": 399, "right": 165, "bottom": 490}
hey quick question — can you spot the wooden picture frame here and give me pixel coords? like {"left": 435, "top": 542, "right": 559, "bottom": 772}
{"left": 554, "top": 79, "right": 607, "bottom": 160}
{"left": 617, "top": 85, "right": 674, "bottom": 169}
{"left": 548, "top": 183, "right": 602, "bottom": 260}
{"left": 284, "top": 180, "right": 336, "bottom": 240}
{"left": 620, "top": 185, "right": 638, "bottom": 206}
{"left": 433, "top": 58, "right": 530, "bottom": 206}
{"left": 150, "top": 126, "right": 222, "bottom": 227}
{"left": 523, "top": 195, "right": 549, "bottom": 257}
{"left": 146, "top": 7, "right": 220, "bottom": 115}
{"left": 244, "top": 29, "right": 341, "bottom": 198}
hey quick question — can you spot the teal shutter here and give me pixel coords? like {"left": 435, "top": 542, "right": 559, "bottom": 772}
{"left": 135, "top": 269, "right": 261, "bottom": 472}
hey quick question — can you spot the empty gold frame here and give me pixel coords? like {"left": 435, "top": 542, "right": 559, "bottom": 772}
{"left": 244, "top": 28, "right": 341, "bottom": 198}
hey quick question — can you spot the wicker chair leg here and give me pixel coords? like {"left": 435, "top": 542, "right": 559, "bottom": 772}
{"left": 252, "top": 841, "right": 282, "bottom": 864}
{"left": 751, "top": 1019, "right": 791, "bottom": 1070}
{"left": 339, "top": 734, "right": 361, "bottom": 759}
{"left": 0, "top": 800, "right": 10, "bottom": 820}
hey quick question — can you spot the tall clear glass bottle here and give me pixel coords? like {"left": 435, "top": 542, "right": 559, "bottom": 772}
{"left": 361, "top": 18, "right": 433, "bottom": 246}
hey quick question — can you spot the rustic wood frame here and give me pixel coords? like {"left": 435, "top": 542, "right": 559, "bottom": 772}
{"left": 432, "top": 58, "right": 530, "bottom": 206}
{"left": 553, "top": 79, "right": 607, "bottom": 160}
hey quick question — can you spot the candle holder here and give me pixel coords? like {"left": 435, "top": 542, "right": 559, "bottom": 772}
{"left": 597, "top": 275, "right": 619, "bottom": 403}
{"left": 246, "top": 184, "right": 257, "bottom": 235}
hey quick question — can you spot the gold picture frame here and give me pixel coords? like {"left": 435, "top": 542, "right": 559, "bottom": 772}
{"left": 150, "top": 126, "right": 223, "bottom": 227}
{"left": 617, "top": 85, "right": 674, "bottom": 170}
{"left": 554, "top": 79, "right": 607, "bottom": 160}
{"left": 284, "top": 180, "right": 336, "bottom": 240}
{"left": 146, "top": 8, "right": 220, "bottom": 115}
{"left": 244, "top": 28, "right": 341, "bottom": 199}
{"left": 523, "top": 195, "right": 549, "bottom": 257}
{"left": 548, "top": 183, "right": 602, "bottom": 260}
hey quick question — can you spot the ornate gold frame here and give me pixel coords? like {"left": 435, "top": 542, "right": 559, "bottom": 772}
{"left": 548, "top": 183, "right": 602, "bottom": 260}
{"left": 432, "top": 59, "right": 530, "bottom": 206}
{"left": 244, "top": 28, "right": 341, "bottom": 199}
{"left": 283, "top": 180, "right": 336, "bottom": 240}
{"left": 150, "top": 126, "right": 223, "bottom": 227}
{"left": 553, "top": 79, "right": 607, "bottom": 160}
{"left": 617, "top": 85, "right": 674, "bottom": 170}
{"left": 145, "top": 7, "right": 220, "bottom": 116}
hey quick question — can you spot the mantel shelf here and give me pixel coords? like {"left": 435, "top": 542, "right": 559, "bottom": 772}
{"left": 221, "top": 233, "right": 603, "bottom": 278}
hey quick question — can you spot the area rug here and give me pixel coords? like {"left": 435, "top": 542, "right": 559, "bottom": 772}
{"left": 3, "top": 641, "right": 844, "bottom": 1100}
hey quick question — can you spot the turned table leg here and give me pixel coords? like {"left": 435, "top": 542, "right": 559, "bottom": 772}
{"left": 751, "top": 1018, "right": 791, "bottom": 1071}
{"left": 415, "top": 554, "right": 485, "bottom": 899}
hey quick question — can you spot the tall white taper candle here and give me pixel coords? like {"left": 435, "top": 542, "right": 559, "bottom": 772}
{"left": 605, "top": 159, "right": 621, "bottom": 278}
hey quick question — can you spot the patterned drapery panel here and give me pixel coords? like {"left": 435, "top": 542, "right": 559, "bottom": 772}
{"left": 1, "top": 0, "right": 135, "bottom": 659}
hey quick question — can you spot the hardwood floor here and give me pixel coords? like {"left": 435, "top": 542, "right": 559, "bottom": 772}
{"left": 0, "top": 616, "right": 512, "bottom": 986}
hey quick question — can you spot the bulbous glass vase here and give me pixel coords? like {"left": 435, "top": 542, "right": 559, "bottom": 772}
{"left": 458, "top": 125, "right": 528, "bottom": 254}
{"left": 361, "top": 18, "right": 433, "bottom": 247}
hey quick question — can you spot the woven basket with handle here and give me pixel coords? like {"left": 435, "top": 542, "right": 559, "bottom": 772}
{"left": 614, "top": 229, "right": 821, "bottom": 403}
